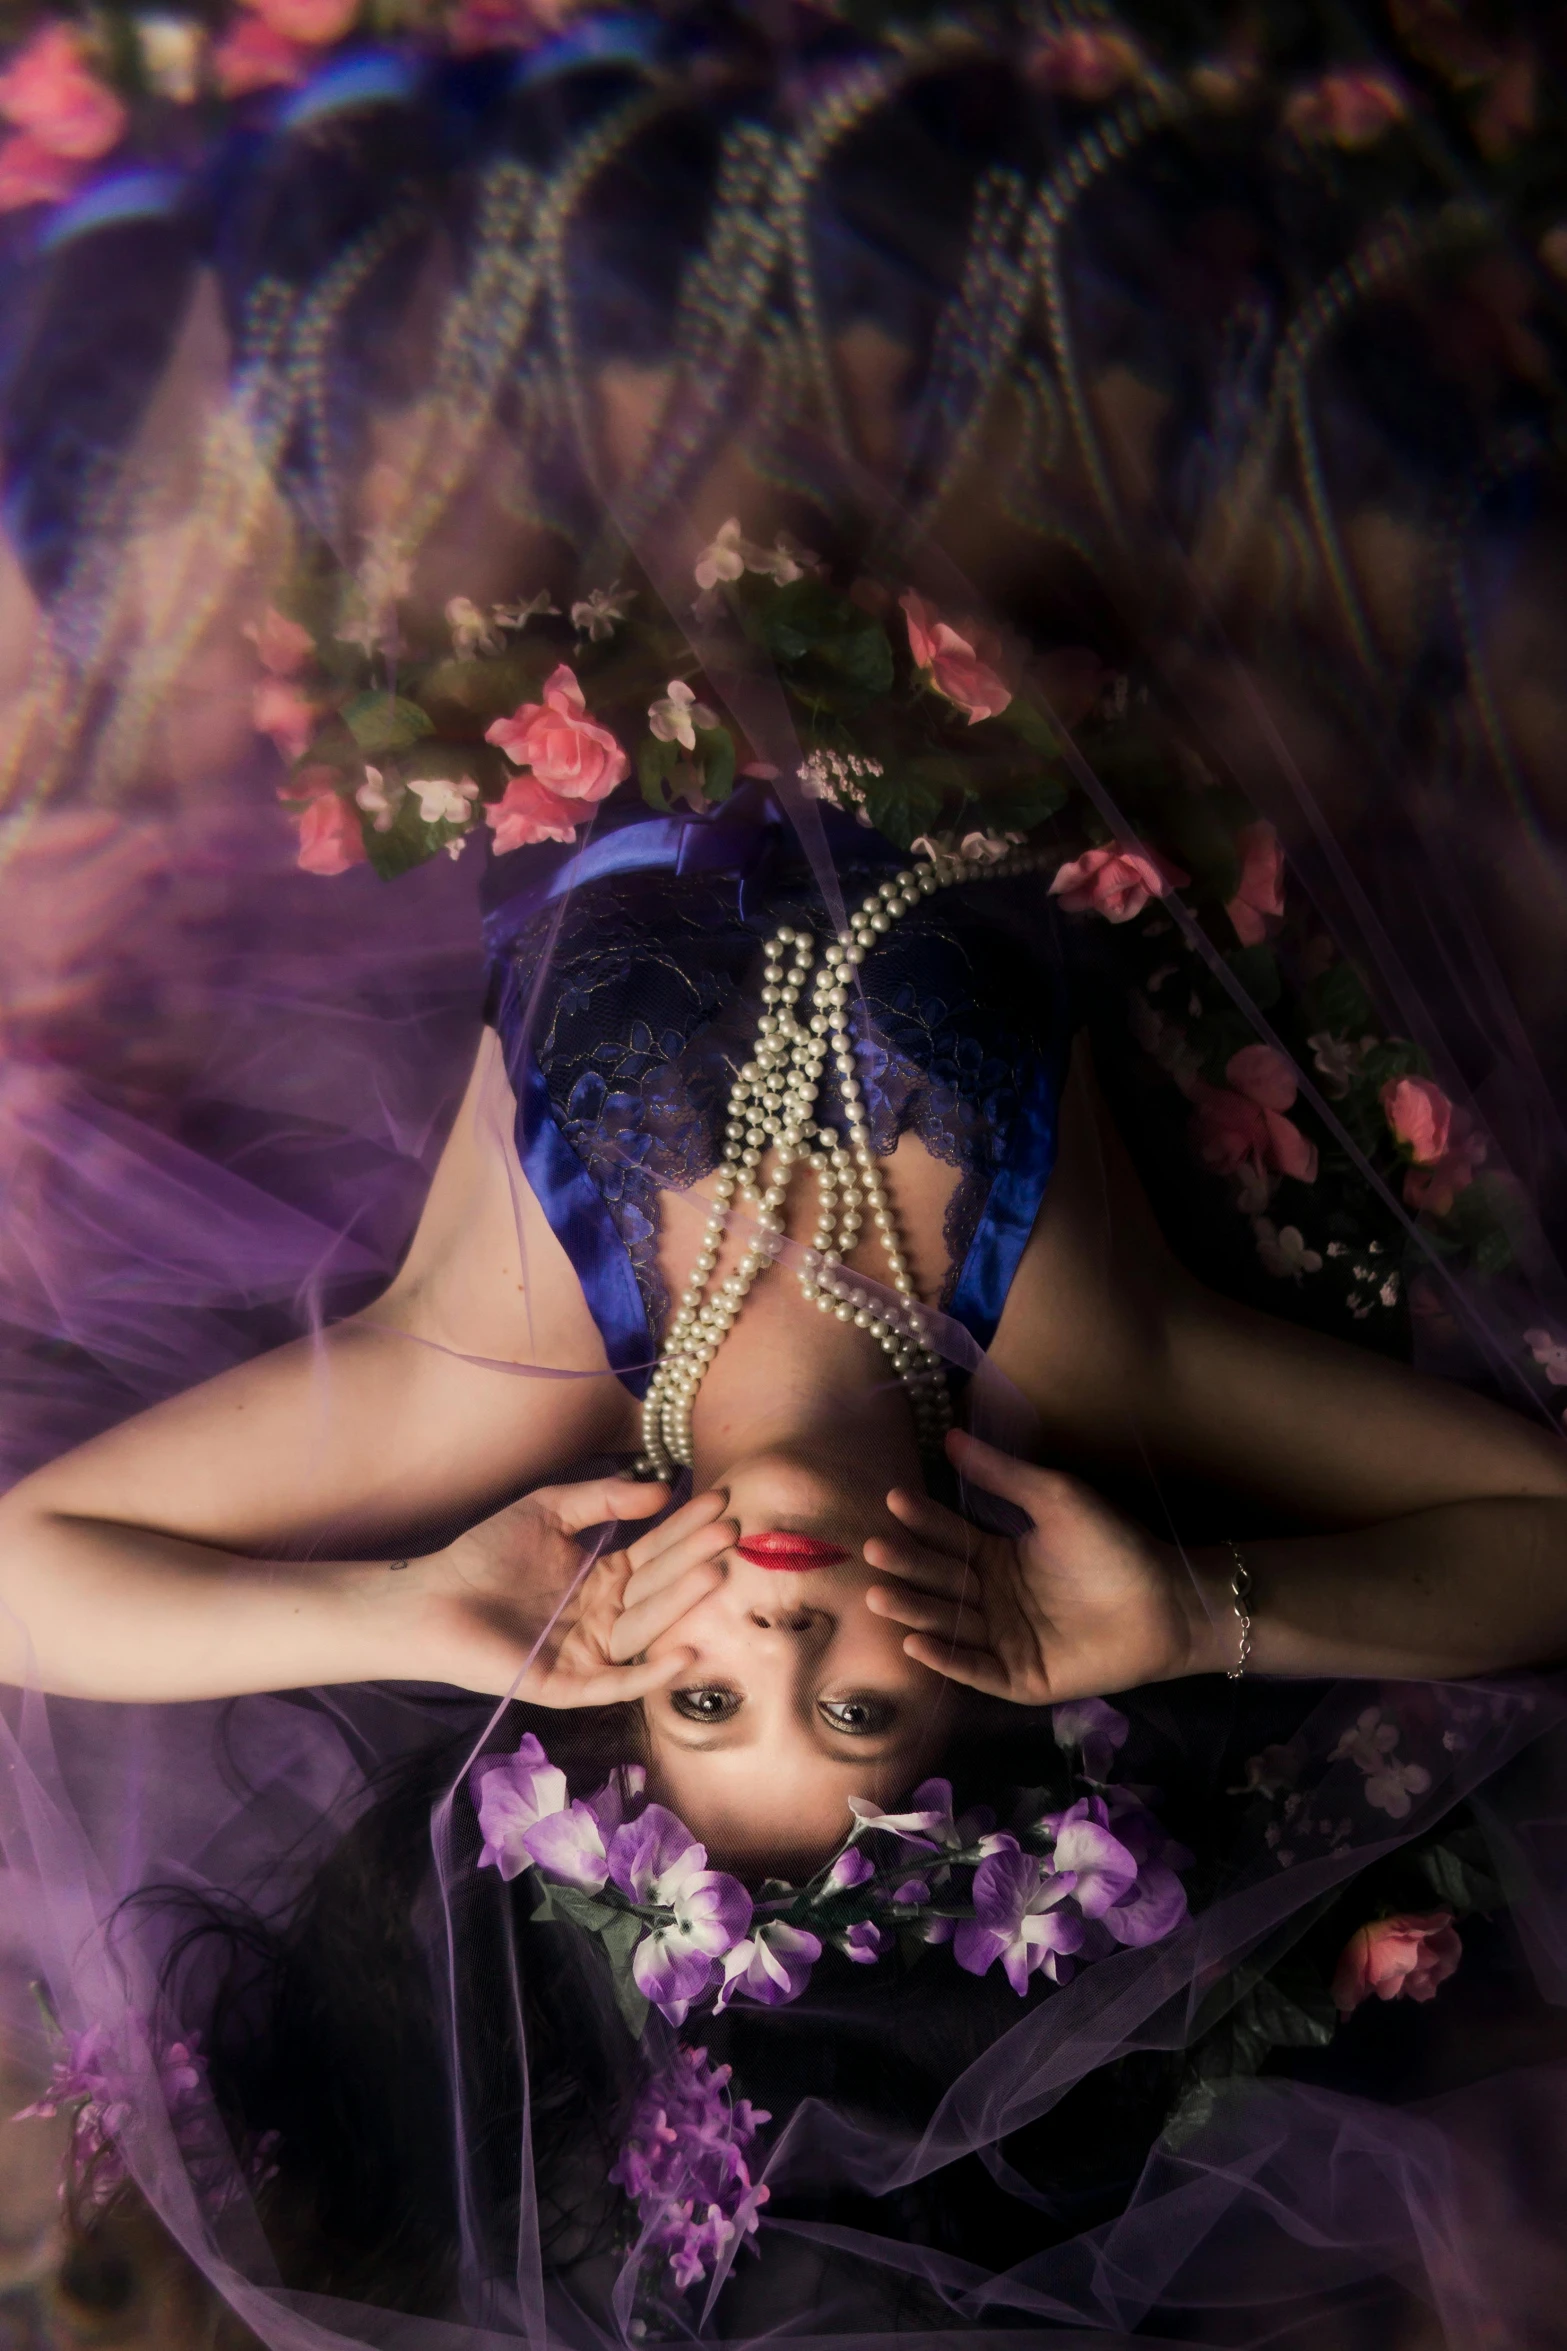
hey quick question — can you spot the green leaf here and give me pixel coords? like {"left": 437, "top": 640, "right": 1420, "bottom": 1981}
{"left": 865, "top": 766, "right": 946, "bottom": 852}
{"left": 698, "top": 724, "right": 736, "bottom": 804}
{"left": 540, "top": 1885, "right": 618, "bottom": 1935}
{"left": 343, "top": 692, "right": 434, "bottom": 759}
{"left": 639, "top": 734, "right": 679, "bottom": 812}
{"left": 1417, "top": 1841, "right": 1502, "bottom": 1915}
{"left": 1225, "top": 944, "right": 1282, "bottom": 1012}
{"left": 997, "top": 699, "right": 1061, "bottom": 758}
{"left": 598, "top": 1910, "right": 652, "bottom": 2038}
{"left": 757, "top": 579, "right": 893, "bottom": 703}
{"left": 385, "top": 737, "right": 508, "bottom": 798}
{"left": 993, "top": 765, "right": 1069, "bottom": 833}
{"left": 1302, "top": 960, "right": 1373, "bottom": 1037}
{"left": 416, "top": 652, "right": 546, "bottom": 734}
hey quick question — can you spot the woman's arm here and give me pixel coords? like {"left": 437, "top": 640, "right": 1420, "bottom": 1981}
{"left": 990, "top": 1040, "right": 1567, "bottom": 1527}
{"left": 866, "top": 1434, "right": 1567, "bottom": 1702}
{"left": 0, "top": 1033, "right": 639, "bottom": 1697}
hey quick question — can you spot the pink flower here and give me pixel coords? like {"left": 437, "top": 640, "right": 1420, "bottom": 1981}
{"left": 1026, "top": 26, "right": 1141, "bottom": 102}
{"left": 1525, "top": 1329, "right": 1567, "bottom": 1387}
{"left": 485, "top": 662, "right": 628, "bottom": 803}
{"left": 1381, "top": 1075, "right": 1487, "bottom": 1216}
{"left": 0, "top": 26, "right": 127, "bottom": 162}
{"left": 1332, "top": 1911, "right": 1461, "bottom": 2016}
{"left": 212, "top": 17, "right": 310, "bottom": 93}
{"left": 242, "top": 0, "right": 358, "bottom": 45}
{"left": 1049, "top": 842, "right": 1188, "bottom": 924}
{"left": 295, "top": 790, "right": 365, "bottom": 877}
{"left": 1285, "top": 69, "right": 1407, "bottom": 149}
{"left": 447, "top": 0, "right": 549, "bottom": 51}
{"left": 0, "top": 130, "right": 80, "bottom": 211}
{"left": 245, "top": 606, "right": 314, "bottom": 677}
{"left": 252, "top": 677, "right": 317, "bottom": 763}
{"left": 900, "top": 591, "right": 1012, "bottom": 724}
{"left": 485, "top": 772, "right": 584, "bottom": 853}
{"left": 1191, "top": 1043, "right": 1319, "bottom": 1197}
{"left": 1226, "top": 821, "right": 1285, "bottom": 946}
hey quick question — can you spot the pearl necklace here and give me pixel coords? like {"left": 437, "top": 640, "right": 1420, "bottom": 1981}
{"left": 636, "top": 836, "right": 1044, "bottom": 1477}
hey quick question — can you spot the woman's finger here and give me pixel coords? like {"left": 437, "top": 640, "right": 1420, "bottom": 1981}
{"left": 885, "top": 1485, "right": 980, "bottom": 1559}
{"left": 622, "top": 1488, "right": 730, "bottom": 1573}
{"left": 609, "top": 1559, "right": 724, "bottom": 1661}
{"left": 621, "top": 1515, "right": 737, "bottom": 1608}
{"left": 898, "top": 1633, "right": 1012, "bottom": 1698}
{"left": 537, "top": 1475, "right": 672, "bottom": 1539}
{"left": 864, "top": 1582, "right": 990, "bottom": 1647}
{"left": 577, "top": 1649, "right": 698, "bottom": 1707}
{"left": 863, "top": 1532, "right": 978, "bottom": 1600}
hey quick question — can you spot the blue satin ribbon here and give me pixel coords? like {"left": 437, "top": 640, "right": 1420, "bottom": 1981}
{"left": 483, "top": 802, "right": 1070, "bottom": 1397}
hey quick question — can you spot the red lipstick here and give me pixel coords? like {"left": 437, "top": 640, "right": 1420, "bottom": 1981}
{"left": 735, "top": 1531, "right": 848, "bottom": 1569}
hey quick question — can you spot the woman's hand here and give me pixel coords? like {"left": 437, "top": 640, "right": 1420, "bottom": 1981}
{"left": 405, "top": 1480, "right": 735, "bottom": 1702}
{"left": 863, "top": 1431, "right": 1193, "bottom": 1705}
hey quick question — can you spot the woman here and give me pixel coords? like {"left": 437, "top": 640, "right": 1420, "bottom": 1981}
{"left": 5, "top": 0, "right": 1567, "bottom": 2340}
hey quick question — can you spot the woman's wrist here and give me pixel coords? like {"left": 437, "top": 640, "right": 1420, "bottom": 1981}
{"left": 1167, "top": 1547, "right": 1245, "bottom": 1681}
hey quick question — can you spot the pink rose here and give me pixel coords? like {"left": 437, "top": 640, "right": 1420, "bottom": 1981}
{"left": 485, "top": 772, "right": 584, "bottom": 853}
{"left": 245, "top": 607, "right": 314, "bottom": 677}
{"left": 484, "top": 663, "right": 628, "bottom": 802}
{"left": 1381, "top": 1075, "right": 1486, "bottom": 1217}
{"left": 242, "top": 0, "right": 358, "bottom": 44}
{"left": 1332, "top": 1911, "right": 1461, "bottom": 2017}
{"left": 252, "top": 677, "right": 317, "bottom": 764}
{"left": 900, "top": 592, "right": 1012, "bottom": 724}
{"left": 212, "top": 17, "right": 310, "bottom": 93}
{"left": 295, "top": 789, "right": 366, "bottom": 877}
{"left": 1191, "top": 1043, "right": 1318, "bottom": 1197}
{"left": 0, "top": 25, "right": 127, "bottom": 161}
{"left": 1285, "top": 69, "right": 1407, "bottom": 149}
{"left": 0, "top": 129, "right": 80, "bottom": 211}
{"left": 1226, "top": 821, "right": 1285, "bottom": 947}
{"left": 1049, "top": 842, "right": 1188, "bottom": 925}
{"left": 1025, "top": 26, "right": 1141, "bottom": 103}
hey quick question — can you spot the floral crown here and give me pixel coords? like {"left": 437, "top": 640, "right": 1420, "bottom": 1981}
{"left": 470, "top": 1697, "right": 1189, "bottom": 2033}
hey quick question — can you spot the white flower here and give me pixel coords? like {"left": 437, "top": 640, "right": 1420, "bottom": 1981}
{"left": 1233, "top": 1160, "right": 1274, "bottom": 1216}
{"left": 445, "top": 596, "right": 503, "bottom": 660}
{"left": 1331, "top": 1706, "right": 1399, "bottom": 1774}
{"left": 649, "top": 680, "right": 719, "bottom": 752}
{"left": 337, "top": 537, "right": 412, "bottom": 656}
{"left": 1307, "top": 1031, "right": 1371, "bottom": 1099}
{"left": 1252, "top": 1218, "right": 1323, "bottom": 1280}
{"left": 693, "top": 519, "right": 746, "bottom": 590}
{"left": 570, "top": 584, "right": 634, "bottom": 640}
{"left": 354, "top": 766, "right": 404, "bottom": 834}
{"left": 1525, "top": 1328, "right": 1567, "bottom": 1386}
{"left": 492, "top": 590, "right": 559, "bottom": 635}
{"left": 1363, "top": 1756, "right": 1432, "bottom": 1820}
{"left": 409, "top": 776, "right": 480, "bottom": 828}
{"left": 748, "top": 533, "right": 814, "bottom": 585}
{"left": 958, "top": 830, "right": 1016, "bottom": 865}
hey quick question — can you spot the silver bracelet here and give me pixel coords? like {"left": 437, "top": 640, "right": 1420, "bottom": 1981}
{"left": 1224, "top": 1542, "right": 1253, "bottom": 1681}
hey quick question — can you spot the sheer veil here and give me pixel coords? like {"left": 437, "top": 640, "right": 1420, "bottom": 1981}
{"left": 4, "top": 3, "right": 1567, "bottom": 2343}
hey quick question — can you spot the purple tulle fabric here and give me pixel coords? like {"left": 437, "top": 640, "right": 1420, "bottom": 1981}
{"left": 6, "top": 15, "right": 1567, "bottom": 2342}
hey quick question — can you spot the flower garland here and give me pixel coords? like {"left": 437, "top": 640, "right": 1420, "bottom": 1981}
{"left": 471, "top": 1700, "right": 1190, "bottom": 2035}
{"left": 2, "top": 3, "right": 1564, "bottom": 236}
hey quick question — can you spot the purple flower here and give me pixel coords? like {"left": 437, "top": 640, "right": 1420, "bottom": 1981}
{"left": 838, "top": 1920, "right": 884, "bottom": 1964}
{"left": 608, "top": 1806, "right": 752, "bottom": 2023}
{"left": 522, "top": 1800, "right": 612, "bottom": 1891}
{"left": 1050, "top": 1698, "right": 1130, "bottom": 1783}
{"left": 954, "top": 1845, "right": 1085, "bottom": 1996}
{"left": 848, "top": 1778, "right": 996, "bottom": 1856}
{"left": 714, "top": 1921, "right": 822, "bottom": 2010}
{"left": 18, "top": 2023, "right": 267, "bottom": 2219}
{"left": 1038, "top": 1800, "right": 1138, "bottom": 1919}
{"left": 609, "top": 2044, "right": 771, "bottom": 2294}
{"left": 473, "top": 1735, "right": 570, "bottom": 1879}
{"left": 1102, "top": 1862, "right": 1189, "bottom": 1947}
{"left": 822, "top": 1845, "right": 876, "bottom": 1893}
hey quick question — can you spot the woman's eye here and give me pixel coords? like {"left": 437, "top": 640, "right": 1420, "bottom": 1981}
{"left": 671, "top": 1686, "right": 741, "bottom": 1724}
{"left": 817, "top": 1695, "right": 896, "bottom": 1737}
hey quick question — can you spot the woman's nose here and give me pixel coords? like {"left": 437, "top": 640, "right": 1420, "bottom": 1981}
{"left": 746, "top": 1603, "right": 819, "bottom": 1633}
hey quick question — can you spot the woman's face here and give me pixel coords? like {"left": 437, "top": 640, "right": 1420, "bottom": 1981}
{"left": 641, "top": 1444, "right": 952, "bottom": 1874}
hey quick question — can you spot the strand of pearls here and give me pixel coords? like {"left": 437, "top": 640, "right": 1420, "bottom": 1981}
{"left": 636, "top": 837, "right": 1045, "bottom": 1477}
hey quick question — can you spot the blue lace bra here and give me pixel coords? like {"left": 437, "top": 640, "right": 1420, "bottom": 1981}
{"left": 481, "top": 792, "right": 1078, "bottom": 1394}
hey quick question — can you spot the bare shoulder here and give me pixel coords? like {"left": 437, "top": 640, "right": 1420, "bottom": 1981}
{"left": 984, "top": 1038, "right": 1181, "bottom": 1454}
